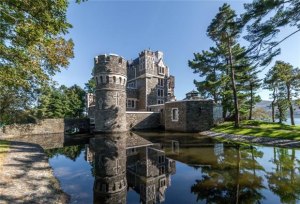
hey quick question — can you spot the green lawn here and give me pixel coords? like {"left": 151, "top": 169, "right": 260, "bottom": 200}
{"left": 212, "top": 120, "right": 300, "bottom": 140}
{"left": 0, "top": 140, "right": 10, "bottom": 169}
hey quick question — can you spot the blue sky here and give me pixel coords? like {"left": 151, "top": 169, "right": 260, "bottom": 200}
{"left": 54, "top": 0, "right": 300, "bottom": 100}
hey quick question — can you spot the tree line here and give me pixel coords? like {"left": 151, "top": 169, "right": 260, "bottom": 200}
{"left": 189, "top": 2, "right": 300, "bottom": 127}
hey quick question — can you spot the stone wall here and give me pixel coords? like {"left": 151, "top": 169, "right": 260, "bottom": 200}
{"left": 64, "top": 118, "right": 90, "bottom": 133}
{"left": 164, "top": 101, "right": 187, "bottom": 132}
{"left": 186, "top": 100, "right": 214, "bottom": 132}
{"left": 2, "top": 119, "right": 64, "bottom": 137}
{"left": 4, "top": 133, "right": 64, "bottom": 150}
{"left": 126, "top": 112, "right": 161, "bottom": 130}
{"left": 164, "top": 100, "right": 218, "bottom": 132}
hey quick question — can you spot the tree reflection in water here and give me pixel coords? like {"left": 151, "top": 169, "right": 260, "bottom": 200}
{"left": 191, "top": 144, "right": 265, "bottom": 203}
{"left": 267, "top": 148, "right": 300, "bottom": 204}
{"left": 46, "top": 145, "right": 85, "bottom": 161}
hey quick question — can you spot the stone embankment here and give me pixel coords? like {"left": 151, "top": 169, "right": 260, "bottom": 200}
{"left": 201, "top": 131, "right": 300, "bottom": 148}
{"left": 0, "top": 141, "right": 69, "bottom": 204}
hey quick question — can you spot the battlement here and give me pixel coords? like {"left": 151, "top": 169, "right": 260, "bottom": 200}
{"left": 95, "top": 74, "right": 127, "bottom": 87}
{"left": 93, "top": 54, "right": 127, "bottom": 77}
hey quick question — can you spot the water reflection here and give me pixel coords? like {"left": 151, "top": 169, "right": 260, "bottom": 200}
{"left": 88, "top": 134, "right": 127, "bottom": 204}
{"left": 31, "top": 132, "right": 300, "bottom": 203}
{"left": 267, "top": 148, "right": 300, "bottom": 203}
{"left": 85, "top": 133, "right": 176, "bottom": 204}
{"left": 191, "top": 145, "right": 265, "bottom": 203}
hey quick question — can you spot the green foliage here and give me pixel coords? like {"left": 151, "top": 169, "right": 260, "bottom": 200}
{"left": 0, "top": 86, "right": 37, "bottom": 124}
{"left": 0, "top": 0, "right": 86, "bottom": 124}
{"left": 243, "top": 0, "right": 300, "bottom": 66}
{"left": 45, "top": 145, "right": 84, "bottom": 161}
{"left": 264, "top": 61, "right": 300, "bottom": 124}
{"left": 84, "top": 78, "right": 96, "bottom": 93}
{"left": 189, "top": 4, "right": 262, "bottom": 124}
{"left": 36, "top": 84, "right": 86, "bottom": 119}
{"left": 0, "top": 0, "right": 74, "bottom": 90}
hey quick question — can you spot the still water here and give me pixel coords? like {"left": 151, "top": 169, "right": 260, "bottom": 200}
{"left": 45, "top": 132, "right": 300, "bottom": 204}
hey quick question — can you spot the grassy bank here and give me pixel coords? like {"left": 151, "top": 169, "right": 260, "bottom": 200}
{"left": 0, "top": 140, "right": 10, "bottom": 169}
{"left": 212, "top": 120, "right": 300, "bottom": 140}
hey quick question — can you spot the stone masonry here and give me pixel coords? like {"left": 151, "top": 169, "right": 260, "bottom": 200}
{"left": 93, "top": 54, "right": 127, "bottom": 132}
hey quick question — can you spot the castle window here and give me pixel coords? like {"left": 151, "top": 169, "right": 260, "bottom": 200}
{"left": 119, "top": 77, "right": 122, "bottom": 84}
{"left": 106, "top": 76, "right": 109, "bottom": 83}
{"left": 157, "top": 89, "right": 164, "bottom": 97}
{"left": 157, "top": 99, "right": 164, "bottom": 104}
{"left": 158, "top": 155, "right": 165, "bottom": 164}
{"left": 158, "top": 78, "right": 164, "bottom": 87}
{"left": 118, "top": 58, "right": 122, "bottom": 64}
{"left": 160, "top": 178, "right": 166, "bottom": 187}
{"left": 100, "top": 76, "right": 103, "bottom": 83}
{"left": 172, "top": 108, "right": 179, "bottom": 121}
{"left": 126, "top": 99, "right": 135, "bottom": 108}
{"left": 113, "top": 76, "right": 116, "bottom": 83}
{"left": 127, "top": 82, "right": 135, "bottom": 89}
{"left": 159, "top": 166, "right": 165, "bottom": 175}
{"left": 158, "top": 67, "right": 165, "bottom": 75}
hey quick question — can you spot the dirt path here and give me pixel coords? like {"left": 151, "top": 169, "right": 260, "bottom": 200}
{"left": 201, "top": 131, "right": 300, "bottom": 148}
{"left": 0, "top": 141, "right": 69, "bottom": 204}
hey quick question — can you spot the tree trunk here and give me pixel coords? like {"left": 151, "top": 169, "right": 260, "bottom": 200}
{"left": 278, "top": 106, "right": 283, "bottom": 124}
{"left": 271, "top": 101, "right": 275, "bottom": 123}
{"left": 249, "top": 84, "right": 253, "bottom": 120}
{"left": 287, "top": 84, "right": 295, "bottom": 125}
{"left": 227, "top": 40, "right": 239, "bottom": 128}
{"left": 271, "top": 89, "right": 276, "bottom": 123}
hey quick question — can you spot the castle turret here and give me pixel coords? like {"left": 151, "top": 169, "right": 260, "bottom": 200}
{"left": 93, "top": 54, "right": 127, "bottom": 132}
{"left": 91, "top": 134, "right": 127, "bottom": 204}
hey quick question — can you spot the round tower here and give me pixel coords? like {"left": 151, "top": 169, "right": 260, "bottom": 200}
{"left": 93, "top": 54, "right": 127, "bottom": 133}
{"left": 92, "top": 134, "right": 127, "bottom": 203}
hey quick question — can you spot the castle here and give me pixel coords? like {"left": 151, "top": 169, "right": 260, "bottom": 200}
{"left": 87, "top": 50, "right": 223, "bottom": 133}
{"left": 126, "top": 50, "right": 175, "bottom": 110}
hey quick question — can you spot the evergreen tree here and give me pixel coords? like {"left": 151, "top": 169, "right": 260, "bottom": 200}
{"left": 243, "top": 0, "right": 300, "bottom": 66}
{"left": 189, "top": 5, "right": 262, "bottom": 123}
{"left": 273, "top": 61, "right": 300, "bottom": 125}
{"left": 264, "top": 69, "right": 279, "bottom": 123}
{"left": 207, "top": 3, "right": 243, "bottom": 127}
{"left": 263, "top": 61, "right": 300, "bottom": 124}
{"left": 36, "top": 84, "right": 86, "bottom": 119}
{"left": 84, "top": 78, "right": 96, "bottom": 93}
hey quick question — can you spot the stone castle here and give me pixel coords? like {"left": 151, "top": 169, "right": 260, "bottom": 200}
{"left": 87, "top": 50, "right": 223, "bottom": 133}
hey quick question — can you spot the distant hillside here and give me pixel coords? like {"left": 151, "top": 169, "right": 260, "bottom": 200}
{"left": 255, "top": 100, "right": 300, "bottom": 116}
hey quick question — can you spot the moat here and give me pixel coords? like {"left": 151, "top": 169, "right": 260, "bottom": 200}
{"left": 38, "top": 132, "right": 300, "bottom": 204}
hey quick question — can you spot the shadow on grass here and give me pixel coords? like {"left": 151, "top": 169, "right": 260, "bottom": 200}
{"left": 213, "top": 120, "right": 300, "bottom": 141}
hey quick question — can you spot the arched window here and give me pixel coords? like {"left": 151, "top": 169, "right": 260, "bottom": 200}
{"left": 100, "top": 76, "right": 103, "bottom": 83}
{"left": 119, "top": 77, "right": 122, "bottom": 84}
{"left": 113, "top": 76, "right": 116, "bottom": 83}
{"left": 106, "top": 76, "right": 109, "bottom": 83}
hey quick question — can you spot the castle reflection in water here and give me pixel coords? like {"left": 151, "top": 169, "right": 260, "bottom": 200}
{"left": 85, "top": 133, "right": 176, "bottom": 204}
